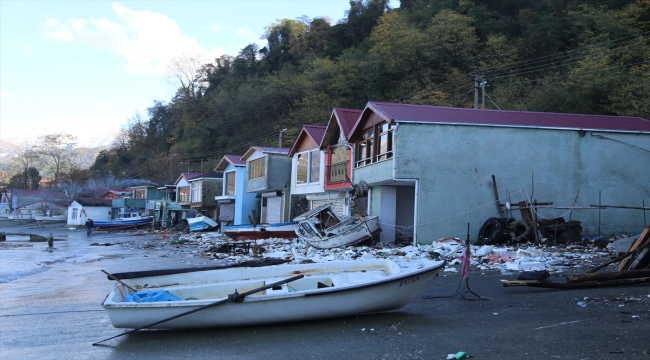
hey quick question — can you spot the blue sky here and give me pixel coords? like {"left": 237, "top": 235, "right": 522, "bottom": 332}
{"left": 1, "top": 1, "right": 393, "bottom": 147}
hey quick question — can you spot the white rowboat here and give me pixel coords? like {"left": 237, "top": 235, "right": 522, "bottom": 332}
{"left": 101, "top": 258, "right": 445, "bottom": 329}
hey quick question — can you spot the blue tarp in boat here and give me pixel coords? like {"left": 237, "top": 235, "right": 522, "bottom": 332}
{"left": 124, "top": 290, "right": 180, "bottom": 303}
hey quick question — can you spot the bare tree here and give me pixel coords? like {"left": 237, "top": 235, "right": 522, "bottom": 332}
{"left": 35, "top": 133, "right": 77, "bottom": 189}
{"left": 166, "top": 52, "right": 209, "bottom": 100}
{"left": 9, "top": 144, "right": 40, "bottom": 189}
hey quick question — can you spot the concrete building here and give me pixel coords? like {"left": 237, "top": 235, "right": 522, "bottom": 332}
{"left": 67, "top": 199, "right": 112, "bottom": 226}
{"left": 347, "top": 101, "right": 650, "bottom": 244}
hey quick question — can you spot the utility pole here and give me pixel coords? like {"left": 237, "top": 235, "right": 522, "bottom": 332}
{"left": 474, "top": 77, "right": 479, "bottom": 109}
{"left": 472, "top": 73, "right": 487, "bottom": 109}
{"left": 278, "top": 128, "right": 287, "bottom": 148}
{"left": 481, "top": 80, "right": 487, "bottom": 109}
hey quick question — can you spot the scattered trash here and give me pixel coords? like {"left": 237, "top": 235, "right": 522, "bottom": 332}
{"left": 577, "top": 301, "right": 587, "bottom": 308}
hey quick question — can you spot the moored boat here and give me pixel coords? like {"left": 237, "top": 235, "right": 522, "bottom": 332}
{"left": 93, "top": 212, "right": 152, "bottom": 230}
{"left": 222, "top": 221, "right": 299, "bottom": 240}
{"left": 8, "top": 213, "right": 33, "bottom": 221}
{"left": 186, "top": 215, "right": 218, "bottom": 232}
{"left": 293, "top": 203, "right": 381, "bottom": 249}
{"left": 101, "top": 258, "right": 446, "bottom": 329}
{"left": 34, "top": 214, "right": 66, "bottom": 222}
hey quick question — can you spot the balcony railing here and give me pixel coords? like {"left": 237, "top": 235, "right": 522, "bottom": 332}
{"left": 326, "top": 161, "right": 349, "bottom": 184}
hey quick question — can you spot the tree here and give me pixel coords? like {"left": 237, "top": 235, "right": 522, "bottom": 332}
{"left": 167, "top": 53, "right": 209, "bottom": 101}
{"left": 35, "top": 133, "right": 77, "bottom": 189}
{"left": 14, "top": 145, "right": 40, "bottom": 189}
{"left": 26, "top": 167, "right": 42, "bottom": 189}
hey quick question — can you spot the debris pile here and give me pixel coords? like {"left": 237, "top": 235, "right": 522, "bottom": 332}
{"left": 503, "top": 226, "right": 650, "bottom": 289}
{"left": 122, "top": 228, "right": 649, "bottom": 277}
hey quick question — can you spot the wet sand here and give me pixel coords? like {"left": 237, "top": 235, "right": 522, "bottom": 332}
{"left": 1, "top": 220, "right": 649, "bottom": 359}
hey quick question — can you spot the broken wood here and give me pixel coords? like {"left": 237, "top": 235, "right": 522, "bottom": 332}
{"left": 504, "top": 277, "right": 650, "bottom": 289}
{"left": 491, "top": 175, "right": 502, "bottom": 216}
{"left": 566, "top": 269, "right": 650, "bottom": 283}
{"left": 587, "top": 236, "right": 650, "bottom": 273}
{"left": 617, "top": 226, "right": 650, "bottom": 271}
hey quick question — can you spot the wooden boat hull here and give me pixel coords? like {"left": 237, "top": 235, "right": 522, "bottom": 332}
{"left": 102, "top": 259, "right": 445, "bottom": 329}
{"left": 222, "top": 222, "right": 299, "bottom": 240}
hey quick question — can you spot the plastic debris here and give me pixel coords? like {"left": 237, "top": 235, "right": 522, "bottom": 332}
{"left": 577, "top": 301, "right": 587, "bottom": 308}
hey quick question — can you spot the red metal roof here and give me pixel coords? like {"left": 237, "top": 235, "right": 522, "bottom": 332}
{"left": 303, "top": 125, "right": 327, "bottom": 145}
{"left": 364, "top": 102, "right": 650, "bottom": 133}
{"left": 288, "top": 125, "right": 327, "bottom": 157}
{"left": 333, "top": 108, "right": 363, "bottom": 139}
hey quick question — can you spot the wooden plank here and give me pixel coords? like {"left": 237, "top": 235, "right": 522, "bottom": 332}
{"left": 566, "top": 269, "right": 650, "bottom": 283}
{"left": 618, "top": 227, "right": 650, "bottom": 271}
{"left": 628, "top": 248, "right": 650, "bottom": 270}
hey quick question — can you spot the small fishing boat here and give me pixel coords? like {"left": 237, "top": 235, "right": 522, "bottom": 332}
{"left": 222, "top": 221, "right": 299, "bottom": 240}
{"left": 101, "top": 258, "right": 446, "bottom": 329}
{"left": 8, "top": 212, "right": 33, "bottom": 221}
{"left": 186, "top": 215, "right": 218, "bottom": 232}
{"left": 93, "top": 212, "right": 153, "bottom": 230}
{"left": 34, "top": 214, "right": 66, "bottom": 222}
{"left": 293, "top": 203, "right": 381, "bottom": 249}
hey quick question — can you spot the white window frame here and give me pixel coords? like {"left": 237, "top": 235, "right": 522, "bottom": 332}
{"left": 191, "top": 181, "right": 202, "bottom": 203}
{"left": 296, "top": 149, "right": 320, "bottom": 186}
{"left": 225, "top": 171, "right": 236, "bottom": 196}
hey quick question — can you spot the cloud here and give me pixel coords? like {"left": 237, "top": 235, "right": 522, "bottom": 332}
{"left": 41, "top": 2, "right": 212, "bottom": 75}
{"left": 209, "top": 22, "right": 265, "bottom": 54}
{"left": 96, "top": 102, "right": 109, "bottom": 111}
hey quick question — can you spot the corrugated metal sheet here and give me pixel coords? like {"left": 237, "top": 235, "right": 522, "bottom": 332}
{"left": 334, "top": 108, "right": 363, "bottom": 139}
{"left": 311, "top": 199, "right": 345, "bottom": 217}
{"left": 303, "top": 125, "right": 327, "bottom": 145}
{"left": 367, "top": 102, "right": 650, "bottom": 133}
{"left": 288, "top": 125, "right": 327, "bottom": 157}
{"left": 219, "top": 203, "right": 234, "bottom": 221}
{"left": 265, "top": 196, "right": 282, "bottom": 223}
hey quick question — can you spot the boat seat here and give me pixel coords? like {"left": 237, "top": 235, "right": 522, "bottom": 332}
{"left": 164, "top": 280, "right": 267, "bottom": 301}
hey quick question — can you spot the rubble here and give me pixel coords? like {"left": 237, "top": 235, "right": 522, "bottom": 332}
{"left": 114, "top": 227, "right": 649, "bottom": 278}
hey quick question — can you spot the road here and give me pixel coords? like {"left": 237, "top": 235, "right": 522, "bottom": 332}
{"left": 0, "top": 221, "right": 648, "bottom": 360}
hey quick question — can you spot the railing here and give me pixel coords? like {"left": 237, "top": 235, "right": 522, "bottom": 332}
{"left": 326, "top": 161, "right": 349, "bottom": 184}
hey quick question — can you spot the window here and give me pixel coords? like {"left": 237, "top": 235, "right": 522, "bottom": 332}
{"left": 248, "top": 158, "right": 265, "bottom": 180}
{"left": 134, "top": 189, "right": 146, "bottom": 199}
{"left": 328, "top": 145, "right": 349, "bottom": 183}
{"left": 297, "top": 153, "right": 308, "bottom": 184}
{"left": 355, "top": 122, "right": 393, "bottom": 168}
{"left": 225, "top": 171, "right": 236, "bottom": 195}
{"left": 296, "top": 150, "right": 320, "bottom": 185}
{"left": 191, "top": 182, "right": 202, "bottom": 202}
{"left": 72, "top": 208, "right": 78, "bottom": 219}
{"left": 375, "top": 122, "right": 393, "bottom": 162}
{"left": 310, "top": 150, "right": 320, "bottom": 183}
{"left": 178, "top": 186, "right": 190, "bottom": 202}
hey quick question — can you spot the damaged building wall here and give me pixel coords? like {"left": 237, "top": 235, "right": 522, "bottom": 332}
{"left": 393, "top": 123, "right": 649, "bottom": 244}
